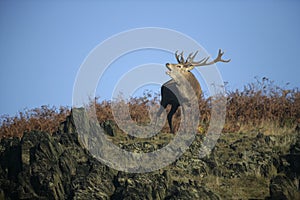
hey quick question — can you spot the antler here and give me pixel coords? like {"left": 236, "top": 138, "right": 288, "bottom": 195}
{"left": 192, "top": 49, "right": 231, "bottom": 66}
{"left": 175, "top": 51, "right": 185, "bottom": 64}
{"left": 175, "top": 49, "right": 231, "bottom": 71}
{"left": 175, "top": 51, "right": 199, "bottom": 64}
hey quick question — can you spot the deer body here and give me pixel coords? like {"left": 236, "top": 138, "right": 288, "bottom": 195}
{"left": 158, "top": 71, "right": 202, "bottom": 133}
{"left": 158, "top": 50, "right": 230, "bottom": 133}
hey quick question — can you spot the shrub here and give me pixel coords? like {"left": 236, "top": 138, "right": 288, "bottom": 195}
{"left": 1, "top": 78, "right": 299, "bottom": 138}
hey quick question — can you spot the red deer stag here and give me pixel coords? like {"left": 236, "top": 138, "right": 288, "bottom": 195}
{"left": 157, "top": 49, "right": 230, "bottom": 133}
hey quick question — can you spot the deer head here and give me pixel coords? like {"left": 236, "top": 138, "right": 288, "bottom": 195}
{"left": 158, "top": 49, "right": 230, "bottom": 133}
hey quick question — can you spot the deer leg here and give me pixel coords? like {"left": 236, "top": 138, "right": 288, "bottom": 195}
{"left": 155, "top": 103, "right": 167, "bottom": 130}
{"left": 156, "top": 105, "right": 166, "bottom": 117}
{"left": 167, "top": 104, "right": 179, "bottom": 133}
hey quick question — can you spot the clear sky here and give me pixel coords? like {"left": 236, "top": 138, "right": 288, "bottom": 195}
{"left": 1, "top": 0, "right": 300, "bottom": 116}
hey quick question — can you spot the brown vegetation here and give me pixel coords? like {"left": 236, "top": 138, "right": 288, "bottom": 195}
{"left": 0, "top": 106, "right": 70, "bottom": 138}
{"left": 1, "top": 78, "right": 299, "bottom": 138}
{"left": 225, "top": 77, "right": 300, "bottom": 134}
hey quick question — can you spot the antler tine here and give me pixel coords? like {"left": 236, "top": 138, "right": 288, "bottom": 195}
{"left": 185, "top": 51, "right": 198, "bottom": 64}
{"left": 185, "top": 52, "right": 195, "bottom": 64}
{"left": 190, "top": 51, "right": 198, "bottom": 61}
{"left": 179, "top": 51, "right": 185, "bottom": 64}
{"left": 214, "top": 49, "right": 231, "bottom": 63}
{"left": 195, "top": 57, "right": 210, "bottom": 65}
{"left": 188, "top": 56, "right": 209, "bottom": 65}
{"left": 175, "top": 50, "right": 186, "bottom": 64}
{"left": 175, "top": 50, "right": 181, "bottom": 63}
{"left": 185, "top": 52, "right": 193, "bottom": 64}
{"left": 185, "top": 51, "right": 202, "bottom": 71}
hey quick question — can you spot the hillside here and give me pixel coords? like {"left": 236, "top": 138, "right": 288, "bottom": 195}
{"left": 0, "top": 108, "right": 299, "bottom": 199}
{"left": 0, "top": 78, "right": 300, "bottom": 199}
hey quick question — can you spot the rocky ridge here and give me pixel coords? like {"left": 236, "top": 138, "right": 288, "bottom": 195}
{"left": 0, "top": 109, "right": 299, "bottom": 199}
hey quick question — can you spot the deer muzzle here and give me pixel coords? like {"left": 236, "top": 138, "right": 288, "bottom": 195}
{"left": 165, "top": 63, "right": 172, "bottom": 75}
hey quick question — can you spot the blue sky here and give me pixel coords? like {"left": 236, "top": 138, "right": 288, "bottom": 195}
{"left": 1, "top": 0, "right": 300, "bottom": 116}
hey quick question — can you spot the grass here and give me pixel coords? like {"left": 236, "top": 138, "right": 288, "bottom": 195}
{"left": 1, "top": 77, "right": 299, "bottom": 138}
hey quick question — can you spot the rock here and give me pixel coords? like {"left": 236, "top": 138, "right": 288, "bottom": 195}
{"left": 288, "top": 133, "right": 300, "bottom": 176}
{"left": 269, "top": 174, "right": 300, "bottom": 200}
{"left": 101, "top": 120, "right": 116, "bottom": 136}
{"left": 0, "top": 110, "right": 116, "bottom": 199}
{"left": 112, "top": 172, "right": 169, "bottom": 200}
{"left": 1, "top": 110, "right": 300, "bottom": 199}
{"left": 166, "top": 182, "right": 220, "bottom": 200}
{"left": 295, "top": 123, "right": 300, "bottom": 133}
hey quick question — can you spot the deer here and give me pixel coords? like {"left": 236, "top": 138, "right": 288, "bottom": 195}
{"left": 157, "top": 49, "right": 230, "bottom": 133}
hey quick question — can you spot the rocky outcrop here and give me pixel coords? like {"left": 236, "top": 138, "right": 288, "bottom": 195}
{"left": 268, "top": 133, "right": 300, "bottom": 200}
{"left": 0, "top": 116, "right": 116, "bottom": 199}
{"left": 269, "top": 174, "right": 299, "bottom": 200}
{"left": 0, "top": 109, "right": 299, "bottom": 199}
